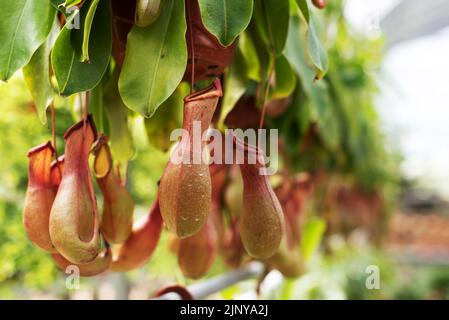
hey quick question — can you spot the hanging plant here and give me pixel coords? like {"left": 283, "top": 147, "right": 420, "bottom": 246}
{"left": 0, "top": 0, "right": 397, "bottom": 282}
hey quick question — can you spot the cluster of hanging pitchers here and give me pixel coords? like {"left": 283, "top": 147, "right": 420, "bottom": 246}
{"left": 23, "top": 79, "right": 314, "bottom": 279}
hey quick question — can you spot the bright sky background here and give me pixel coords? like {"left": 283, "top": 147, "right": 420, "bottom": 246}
{"left": 345, "top": 0, "right": 449, "bottom": 198}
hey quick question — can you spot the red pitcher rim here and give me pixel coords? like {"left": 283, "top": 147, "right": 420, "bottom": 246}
{"left": 27, "top": 141, "right": 54, "bottom": 157}
{"left": 64, "top": 114, "right": 98, "bottom": 140}
{"left": 184, "top": 78, "right": 223, "bottom": 103}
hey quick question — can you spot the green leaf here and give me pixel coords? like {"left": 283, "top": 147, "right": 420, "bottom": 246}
{"left": 104, "top": 69, "right": 135, "bottom": 163}
{"left": 239, "top": 31, "right": 260, "bottom": 81}
{"left": 218, "top": 51, "right": 249, "bottom": 128}
{"left": 300, "top": 217, "right": 326, "bottom": 261}
{"left": 293, "top": 0, "right": 328, "bottom": 79}
{"left": 285, "top": 16, "right": 315, "bottom": 95}
{"left": 269, "top": 55, "right": 297, "bottom": 100}
{"left": 51, "top": 0, "right": 112, "bottom": 95}
{"left": 144, "top": 83, "right": 188, "bottom": 152}
{"left": 197, "top": 0, "right": 253, "bottom": 47}
{"left": 253, "top": 0, "right": 289, "bottom": 56}
{"left": 295, "top": 0, "right": 309, "bottom": 22}
{"left": 0, "top": 1, "right": 55, "bottom": 81}
{"left": 306, "top": 14, "right": 328, "bottom": 79}
{"left": 285, "top": 15, "right": 338, "bottom": 150}
{"left": 81, "top": 0, "right": 100, "bottom": 63}
{"left": 22, "top": 20, "right": 59, "bottom": 125}
{"left": 119, "top": 0, "right": 187, "bottom": 117}
{"left": 135, "top": 0, "right": 164, "bottom": 27}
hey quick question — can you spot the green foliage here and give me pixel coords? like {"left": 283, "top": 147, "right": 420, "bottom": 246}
{"left": 269, "top": 56, "right": 297, "bottom": 100}
{"left": 239, "top": 31, "right": 261, "bottom": 81}
{"left": 197, "top": 0, "right": 254, "bottom": 47}
{"left": 300, "top": 217, "right": 326, "bottom": 261}
{"left": 296, "top": 0, "right": 329, "bottom": 79}
{"left": 284, "top": 13, "right": 339, "bottom": 152}
{"left": 0, "top": 0, "right": 403, "bottom": 298}
{"left": 0, "top": 77, "right": 58, "bottom": 295}
{"left": 253, "top": 0, "right": 290, "bottom": 57}
{"left": 51, "top": 0, "right": 112, "bottom": 95}
{"left": 144, "top": 83, "right": 188, "bottom": 152}
{"left": 0, "top": 1, "right": 55, "bottom": 81}
{"left": 119, "top": 0, "right": 187, "bottom": 117}
{"left": 22, "top": 20, "right": 59, "bottom": 125}
{"left": 103, "top": 69, "right": 135, "bottom": 163}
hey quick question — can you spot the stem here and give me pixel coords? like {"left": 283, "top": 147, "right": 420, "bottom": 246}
{"left": 51, "top": 104, "right": 62, "bottom": 177}
{"left": 186, "top": 0, "right": 195, "bottom": 94}
{"left": 154, "top": 261, "right": 265, "bottom": 300}
{"left": 81, "top": 0, "right": 100, "bottom": 63}
{"left": 258, "top": 58, "right": 274, "bottom": 129}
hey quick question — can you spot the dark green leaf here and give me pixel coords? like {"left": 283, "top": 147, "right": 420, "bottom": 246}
{"left": 253, "top": 0, "right": 289, "bottom": 56}
{"left": 118, "top": 0, "right": 187, "bottom": 117}
{"left": 51, "top": 0, "right": 112, "bottom": 95}
{"left": 0, "top": 1, "right": 55, "bottom": 80}
{"left": 295, "top": 0, "right": 309, "bottom": 22}
{"left": 197, "top": 0, "right": 253, "bottom": 47}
